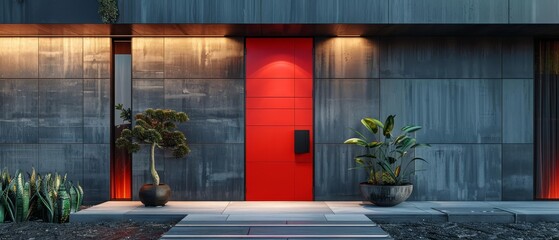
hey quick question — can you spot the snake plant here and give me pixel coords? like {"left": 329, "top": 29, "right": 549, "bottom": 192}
{"left": 344, "top": 115, "right": 430, "bottom": 185}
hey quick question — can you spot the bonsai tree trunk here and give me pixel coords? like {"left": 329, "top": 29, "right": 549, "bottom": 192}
{"left": 150, "top": 143, "right": 160, "bottom": 186}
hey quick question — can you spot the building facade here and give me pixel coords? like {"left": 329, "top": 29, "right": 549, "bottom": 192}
{"left": 0, "top": 0, "right": 556, "bottom": 204}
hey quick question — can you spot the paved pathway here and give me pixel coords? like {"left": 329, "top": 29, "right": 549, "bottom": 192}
{"left": 71, "top": 201, "right": 559, "bottom": 239}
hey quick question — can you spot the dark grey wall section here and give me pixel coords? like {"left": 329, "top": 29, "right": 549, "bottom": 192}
{"left": 315, "top": 79, "right": 380, "bottom": 144}
{"left": 315, "top": 38, "right": 379, "bottom": 79}
{"left": 0, "top": 0, "right": 100, "bottom": 23}
{"left": 165, "top": 79, "right": 245, "bottom": 144}
{"left": 380, "top": 78, "right": 502, "bottom": 144}
{"left": 379, "top": 37, "right": 502, "bottom": 78}
{"left": 389, "top": 0, "right": 508, "bottom": 24}
{"left": 503, "top": 79, "right": 534, "bottom": 144}
{"left": 0, "top": 144, "right": 38, "bottom": 171}
{"left": 38, "top": 79, "right": 83, "bottom": 143}
{"left": 413, "top": 144, "right": 502, "bottom": 201}
{"left": 315, "top": 144, "right": 367, "bottom": 200}
{"left": 0, "top": 37, "right": 111, "bottom": 204}
{"left": 0, "top": 79, "right": 38, "bottom": 143}
{"left": 502, "top": 144, "right": 534, "bottom": 200}
{"left": 132, "top": 37, "right": 245, "bottom": 200}
{"left": 510, "top": 0, "right": 559, "bottom": 23}
{"left": 314, "top": 37, "right": 534, "bottom": 201}
{"left": 502, "top": 38, "right": 534, "bottom": 79}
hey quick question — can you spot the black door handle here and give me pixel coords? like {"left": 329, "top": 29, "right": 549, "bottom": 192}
{"left": 294, "top": 130, "right": 310, "bottom": 154}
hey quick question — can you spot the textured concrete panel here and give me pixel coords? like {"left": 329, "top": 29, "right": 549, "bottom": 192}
{"left": 164, "top": 38, "right": 244, "bottom": 79}
{"left": 0, "top": 144, "right": 38, "bottom": 172}
{"left": 0, "top": 79, "right": 38, "bottom": 143}
{"left": 39, "top": 38, "right": 83, "bottom": 78}
{"left": 412, "top": 144, "right": 502, "bottom": 201}
{"left": 380, "top": 78, "right": 502, "bottom": 144}
{"left": 502, "top": 144, "right": 534, "bottom": 201}
{"left": 510, "top": 0, "right": 559, "bottom": 23}
{"left": 39, "top": 79, "right": 83, "bottom": 143}
{"left": 379, "top": 37, "right": 502, "bottom": 78}
{"left": 315, "top": 79, "right": 380, "bottom": 144}
{"left": 314, "top": 144, "right": 367, "bottom": 200}
{"left": 1, "top": 0, "right": 100, "bottom": 24}
{"left": 315, "top": 38, "right": 379, "bottom": 79}
{"left": 83, "top": 144, "right": 110, "bottom": 204}
{"left": 132, "top": 38, "right": 165, "bottom": 78}
{"left": 167, "top": 144, "right": 245, "bottom": 200}
{"left": 84, "top": 79, "right": 110, "bottom": 144}
{"left": 165, "top": 79, "right": 244, "bottom": 144}
{"left": 261, "top": 0, "right": 388, "bottom": 23}
{"left": 132, "top": 144, "right": 166, "bottom": 200}
{"left": 83, "top": 38, "right": 110, "bottom": 79}
{"left": 132, "top": 79, "right": 164, "bottom": 114}
{"left": 0, "top": 38, "right": 38, "bottom": 78}
{"left": 38, "top": 144, "right": 84, "bottom": 183}
{"left": 200, "top": 0, "right": 261, "bottom": 23}
{"left": 502, "top": 38, "right": 534, "bottom": 79}
{"left": 503, "top": 79, "right": 533, "bottom": 144}
{"left": 389, "top": 0, "right": 508, "bottom": 23}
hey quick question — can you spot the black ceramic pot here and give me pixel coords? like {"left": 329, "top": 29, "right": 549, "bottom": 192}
{"left": 360, "top": 183, "right": 413, "bottom": 207}
{"left": 139, "top": 184, "right": 171, "bottom": 207}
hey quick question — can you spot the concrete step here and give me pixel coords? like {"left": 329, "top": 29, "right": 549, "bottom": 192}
{"left": 160, "top": 214, "right": 391, "bottom": 239}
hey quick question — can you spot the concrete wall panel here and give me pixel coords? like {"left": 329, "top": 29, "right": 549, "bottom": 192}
{"left": 165, "top": 79, "right": 245, "bottom": 144}
{"left": 510, "top": 0, "right": 559, "bottom": 23}
{"left": 412, "top": 144, "right": 502, "bottom": 201}
{"left": 502, "top": 38, "right": 534, "bottom": 79}
{"left": 380, "top": 78, "right": 502, "bottom": 144}
{"left": 379, "top": 37, "right": 502, "bottom": 78}
{"left": 83, "top": 38, "right": 110, "bottom": 79}
{"left": 132, "top": 38, "right": 165, "bottom": 79}
{"left": 132, "top": 79, "right": 164, "bottom": 114}
{"left": 39, "top": 38, "right": 83, "bottom": 78}
{"left": 0, "top": 79, "right": 38, "bottom": 143}
{"left": 0, "top": 38, "right": 38, "bottom": 78}
{"left": 38, "top": 79, "right": 83, "bottom": 143}
{"left": 84, "top": 79, "right": 111, "bottom": 144}
{"left": 389, "top": 0, "right": 508, "bottom": 24}
{"left": 315, "top": 78, "right": 380, "bottom": 144}
{"left": 0, "top": 144, "right": 38, "bottom": 171}
{"left": 164, "top": 38, "right": 244, "bottom": 79}
{"left": 503, "top": 79, "right": 533, "bottom": 144}
{"left": 314, "top": 144, "right": 367, "bottom": 200}
{"left": 38, "top": 144, "right": 84, "bottom": 184}
{"left": 83, "top": 144, "right": 110, "bottom": 203}
{"left": 502, "top": 144, "right": 534, "bottom": 200}
{"left": 315, "top": 38, "right": 379, "bottom": 79}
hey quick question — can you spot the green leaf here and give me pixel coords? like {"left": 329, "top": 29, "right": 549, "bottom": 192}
{"left": 349, "top": 128, "right": 368, "bottom": 142}
{"left": 383, "top": 115, "right": 395, "bottom": 138}
{"left": 344, "top": 138, "right": 368, "bottom": 147}
{"left": 411, "top": 143, "right": 431, "bottom": 148}
{"left": 355, "top": 154, "right": 377, "bottom": 159}
{"left": 401, "top": 125, "right": 422, "bottom": 133}
{"left": 361, "top": 118, "right": 379, "bottom": 134}
{"left": 395, "top": 166, "right": 401, "bottom": 177}
{"left": 367, "top": 141, "right": 383, "bottom": 148}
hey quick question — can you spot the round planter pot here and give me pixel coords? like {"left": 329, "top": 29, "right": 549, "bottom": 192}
{"left": 360, "top": 183, "right": 413, "bottom": 207}
{"left": 139, "top": 184, "right": 171, "bottom": 207}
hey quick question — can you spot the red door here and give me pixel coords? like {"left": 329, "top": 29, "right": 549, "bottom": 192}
{"left": 246, "top": 38, "right": 313, "bottom": 200}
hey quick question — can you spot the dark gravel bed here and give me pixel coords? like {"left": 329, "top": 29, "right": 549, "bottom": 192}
{"left": 0, "top": 220, "right": 176, "bottom": 240}
{"left": 381, "top": 222, "right": 559, "bottom": 240}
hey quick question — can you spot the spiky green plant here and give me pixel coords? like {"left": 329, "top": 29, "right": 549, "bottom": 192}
{"left": 116, "top": 108, "right": 190, "bottom": 186}
{"left": 344, "top": 115, "right": 430, "bottom": 185}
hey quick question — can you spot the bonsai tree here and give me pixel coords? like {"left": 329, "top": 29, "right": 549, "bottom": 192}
{"left": 116, "top": 108, "right": 190, "bottom": 186}
{"left": 344, "top": 115, "right": 429, "bottom": 185}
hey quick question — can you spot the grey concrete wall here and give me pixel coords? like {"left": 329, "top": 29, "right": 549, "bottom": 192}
{"left": 0, "top": 37, "right": 111, "bottom": 204}
{"left": 131, "top": 37, "right": 245, "bottom": 201}
{"left": 0, "top": 0, "right": 556, "bottom": 24}
{"left": 314, "top": 37, "right": 534, "bottom": 201}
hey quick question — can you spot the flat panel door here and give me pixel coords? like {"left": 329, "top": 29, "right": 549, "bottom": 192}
{"left": 246, "top": 38, "right": 313, "bottom": 200}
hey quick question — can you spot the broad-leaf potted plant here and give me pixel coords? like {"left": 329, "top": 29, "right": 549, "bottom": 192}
{"left": 344, "top": 115, "right": 429, "bottom": 207}
{"left": 116, "top": 108, "right": 190, "bottom": 207}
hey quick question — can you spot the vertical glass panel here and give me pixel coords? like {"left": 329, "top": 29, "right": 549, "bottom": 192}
{"left": 115, "top": 54, "right": 132, "bottom": 125}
